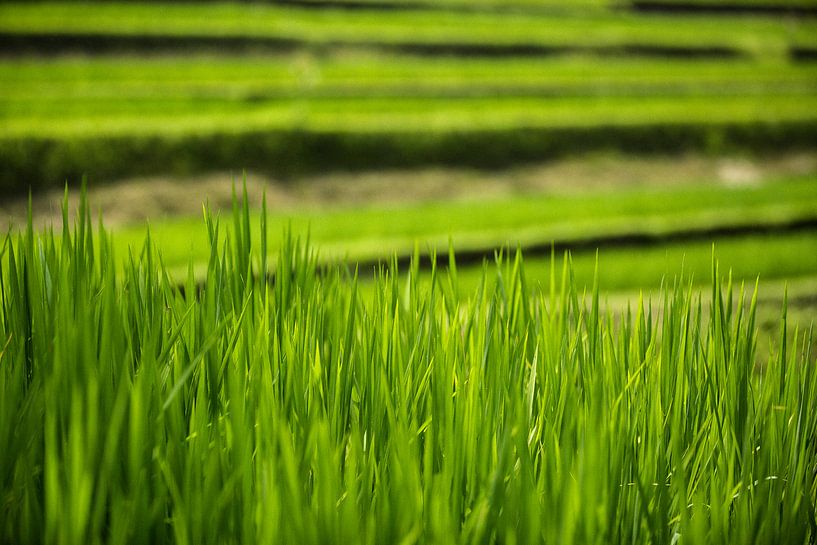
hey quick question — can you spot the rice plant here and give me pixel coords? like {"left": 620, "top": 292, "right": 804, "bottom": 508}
{"left": 1, "top": 190, "right": 815, "bottom": 544}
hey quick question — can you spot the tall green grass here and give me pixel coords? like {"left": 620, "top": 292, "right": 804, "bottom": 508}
{"left": 1, "top": 192, "right": 815, "bottom": 544}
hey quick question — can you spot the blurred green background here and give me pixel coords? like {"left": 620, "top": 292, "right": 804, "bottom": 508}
{"left": 1, "top": 0, "right": 816, "bottom": 324}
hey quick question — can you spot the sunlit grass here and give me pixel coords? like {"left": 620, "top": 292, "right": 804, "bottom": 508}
{"left": 103, "top": 174, "right": 817, "bottom": 280}
{"left": 1, "top": 190, "right": 815, "bottom": 544}
{"left": 2, "top": 1, "right": 815, "bottom": 55}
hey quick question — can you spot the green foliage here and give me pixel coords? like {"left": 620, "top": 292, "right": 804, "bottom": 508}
{"left": 1, "top": 191, "right": 815, "bottom": 544}
{"left": 5, "top": 121, "right": 817, "bottom": 194}
{"left": 104, "top": 173, "right": 817, "bottom": 276}
{"left": 3, "top": 2, "right": 817, "bottom": 191}
{"left": 3, "top": 2, "right": 816, "bottom": 55}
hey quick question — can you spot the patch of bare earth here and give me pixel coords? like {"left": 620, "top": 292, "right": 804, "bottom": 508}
{"left": 1, "top": 151, "right": 815, "bottom": 230}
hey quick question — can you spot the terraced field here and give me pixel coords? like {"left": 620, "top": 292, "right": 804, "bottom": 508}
{"left": 98, "top": 173, "right": 816, "bottom": 269}
{"left": 2, "top": 0, "right": 817, "bottom": 191}
{"left": 1, "top": 0, "right": 815, "bottom": 284}
{"left": 2, "top": 2, "right": 817, "bottom": 544}
{"left": 2, "top": 2, "right": 815, "bottom": 54}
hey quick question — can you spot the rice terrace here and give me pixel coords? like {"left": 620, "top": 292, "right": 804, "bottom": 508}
{"left": 1, "top": 0, "right": 817, "bottom": 544}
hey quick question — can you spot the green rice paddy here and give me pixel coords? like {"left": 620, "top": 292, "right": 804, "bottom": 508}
{"left": 1, "top": 196, "right": 815, "bottom": 544}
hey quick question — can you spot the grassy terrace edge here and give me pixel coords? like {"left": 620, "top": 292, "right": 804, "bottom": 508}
{"left": 94, "top": 173, "right": 817, "bottom": 278}
{"left": 1, "top": 195, "right": 815, "bottom": 544}
{"left": 5, "top": 121, "right": 817, "bottom": 193}
{"left": 5, "top": 56, "right": 816, "bottom": 99}
{"left": 2, "top": 2, "right": 817, "bottom": 57}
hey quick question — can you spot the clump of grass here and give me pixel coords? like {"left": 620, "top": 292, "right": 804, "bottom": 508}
{"left": 1, "top": 189, "right": 815, "bottom": 544}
